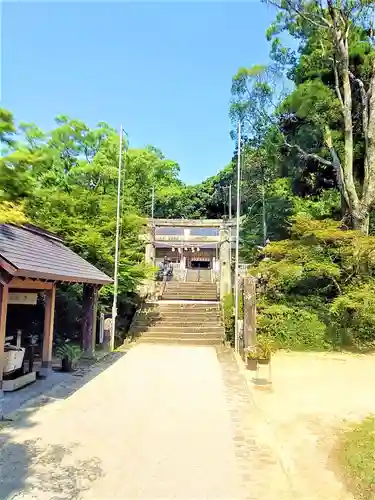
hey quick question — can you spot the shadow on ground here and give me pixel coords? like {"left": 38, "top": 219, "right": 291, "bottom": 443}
{"left": 0, "top": 349, "right": 129, "bottom": 499}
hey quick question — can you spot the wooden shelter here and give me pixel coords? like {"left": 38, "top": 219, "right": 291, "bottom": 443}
{"left": 0, "top": 223, "right": 112, "bottom": 394}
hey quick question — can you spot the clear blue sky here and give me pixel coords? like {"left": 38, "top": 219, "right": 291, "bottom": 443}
{"left": 2, "top": 1, "right": 276, "bottom": 184}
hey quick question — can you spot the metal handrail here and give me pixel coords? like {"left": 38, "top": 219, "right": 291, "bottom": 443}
{"left": 159, "top": 275, "right": 168, "bottom": 299}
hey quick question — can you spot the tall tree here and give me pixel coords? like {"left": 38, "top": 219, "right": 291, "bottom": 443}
{"left": 265, "top": 0, "right": 375, "bottom": 233}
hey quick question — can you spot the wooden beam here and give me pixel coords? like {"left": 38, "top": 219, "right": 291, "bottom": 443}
{"left": 0, "top": 257, "right": 17, "bottom": 276}
{"left": 0, "top": 283, "right": 9, "bottom": 393}
{"left": 0, "top": 268, "right": 13, "bottom": 285}
{"left": 42, "top": 284, "right": 56, "bottom": 371}
{"left": 13, "top": 269, "right": 111, "bottom": 285}
{"left": 9, "top": 278, "right": 53, "bottom": 290}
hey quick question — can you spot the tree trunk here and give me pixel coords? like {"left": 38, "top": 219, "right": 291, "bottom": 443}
{"left": 351, "top": 211, "right": 370, "bottom": 235}
{"left": 340, "top": 56, "right": 360, "bottom": 220}
{"left": 361, "top": 60, "right": 375, "bottom": 229}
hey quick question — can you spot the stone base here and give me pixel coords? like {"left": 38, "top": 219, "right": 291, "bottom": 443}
{"left": 2, "top": 371, "right": 36, "bottom": 392}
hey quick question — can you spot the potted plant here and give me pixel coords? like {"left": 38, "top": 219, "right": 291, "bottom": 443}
{"left": 56, "top": 343, "right": 82, "bottom": 372}
{"left": 256, "top": 336, "right": 274, "bottom": 365}
{"left": 245, "top": 346, "right": 258, "bottom": 370}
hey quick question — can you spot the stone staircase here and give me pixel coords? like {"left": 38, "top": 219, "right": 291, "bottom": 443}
{"left": 161, "top": 281, "right": 218, "bottom": 301}
{"left": 130, "top": 302, "right": 223, "bottom": 345}
{"left": 185, "top": 269, "right": 211, "bottom": 282}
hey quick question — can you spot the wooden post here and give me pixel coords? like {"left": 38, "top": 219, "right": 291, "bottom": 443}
{"left": 243, "top": 276, "right": 257, "bottom": 351}
{"left": 82, "top": 284, "right": 98, "bottom": 357}
{"left": 42, "top": 284, "right": 56, "bottom": 373}
{"left": 0, "top": 283, "right": 9, "bottom": 395}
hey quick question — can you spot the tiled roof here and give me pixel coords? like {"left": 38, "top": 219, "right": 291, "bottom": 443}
{"left": 0, "top": 224, "right": 113, "bottom": 285}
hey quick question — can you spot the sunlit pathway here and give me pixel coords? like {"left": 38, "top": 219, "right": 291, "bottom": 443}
{"left": 0, "top": 344, "right": 292, "bottom": 500}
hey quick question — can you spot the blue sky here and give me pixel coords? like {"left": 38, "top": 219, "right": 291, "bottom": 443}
{"left": 2, "top": 1, "right": 276, "bottom": 184}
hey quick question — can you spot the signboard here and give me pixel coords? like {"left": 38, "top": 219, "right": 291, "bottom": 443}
{"left": 99, "top": 313, "right": 104, "bottom": 344}
{"left": 155, "top": 235, "right": 219, "bottom": 242}
{"left": 8, "top": 292, "right": 38, "bottom": 305}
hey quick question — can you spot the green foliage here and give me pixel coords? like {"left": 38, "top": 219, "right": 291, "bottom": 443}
{"left": 223, "top": 293, "right": 235, "bottom": 346}
{"left": 251, "top": 216, "right": 375, "bottom": 350}
{"left": 0, "top": 202, "right": 27, "bottom": 224}
{"left": 337, "top": 415, "right": 375, "bottom": 500}
{"left": 55, "top": 342, "right": 82, "bottom": 361}
{"left": 0, "top": 109, "right": 188, "bottom": 342}
{"left": 222, "top": 292, "right": 244, "bottom": 346}
{"left": 257, "top": 301, "right": 328, "bottom": 350}
{"left": 256, "top": 335, "right": 276, "bottom": 360}
{"left": 0, "top": 108, "right": 16, "bottom": 146}
{"left": 331, "top": 283, "right": 375, "bottom": 351}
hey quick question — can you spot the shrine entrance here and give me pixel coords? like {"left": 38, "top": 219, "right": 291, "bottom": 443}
{"left": 189, "top": 259, "right": 211, "bottom": 270}
{"left": 143, "top": 218, "right": 235, "bottom": 298}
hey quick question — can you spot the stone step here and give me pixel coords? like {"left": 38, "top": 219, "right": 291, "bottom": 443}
{"left": 140, "top": 309, "right": 221, "bottom": 316}
{"left": 132, "top": 326, "right": 223, "bottom": 334}
{"left": 162, "top": 290, "right": 218, "bottom": 295}
{"left": 136, "top": 316, "right": 221, "bottom": 328}
{"left": 157, "top": 306, "right": 220, "bottom": 312}
{"left": 135, "top": 313, "right": 221, "bottom": 325}
{"left": 161, "top": 294, "right": 218, "bottom": 300}
{"left": 163, "top": 288, "right": 217, "bottom": 295}
{"left": 155, "top": 313, "right": 220, "bottom": 319}
{"left": 163, "top": 287, "right": 217, "bottom": 291}
{"left": 134, "top": 322, "right": 222, "bottom": 330}
{"left": 138, "top": 331, "right": 223, "bottom": 340}
{"left": 137, "top": 337, "right": 223, "bottom": 346}
{"left": 165, "top": 281, "right": 217, "bottom": 290}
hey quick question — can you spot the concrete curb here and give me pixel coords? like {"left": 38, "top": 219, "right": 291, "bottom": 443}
{"left": 232, "top": 349, "right": 298, "bottom": 499}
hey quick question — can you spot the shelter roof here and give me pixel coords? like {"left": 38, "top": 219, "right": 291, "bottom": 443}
{"left": 0, "top": 224, "right": 112, "bottom": 285}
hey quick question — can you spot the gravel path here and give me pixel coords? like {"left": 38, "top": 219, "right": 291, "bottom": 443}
{"left": 0, "top": 344, "right": 292, "bottom": 500}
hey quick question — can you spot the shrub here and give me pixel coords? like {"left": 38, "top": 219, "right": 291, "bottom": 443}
{"left": 223, "top": 293, "right": 234, "bottom": 346}
{"left": 257, "top": 302, "right": 328, "bottom": 350}
{"left": 337, "top": 415, "right": 375, "bottom": 500}
{"left": 55, "top": 342, "right": 82, "bottom": 361}
{"left": 330, "top": 283, "right": 375, "bottom": 351}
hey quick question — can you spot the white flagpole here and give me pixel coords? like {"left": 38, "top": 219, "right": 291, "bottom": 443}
{"left": 110, "top": 125, "right": 123, "bottom": 351}
{"left": 234, "top": 121, "right": 241, "bottom": 353}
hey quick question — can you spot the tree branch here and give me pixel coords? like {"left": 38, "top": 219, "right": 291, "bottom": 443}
{"left": 324, "top": 126, "right": 350, "bottom": 207}
{"left": 267, "top": 0, "right": 332, "bottom": 29}
{"left": 349, "top": 71, "right": 369, "bottom": 182}
{"left": 283, "top": 139, "right": 333, "bottom": 167}
{"left": 333, "top": 57, "right": 344, "bottom": 110}
{"left": 362, "top": 58, "right": 375, "bottom": 208}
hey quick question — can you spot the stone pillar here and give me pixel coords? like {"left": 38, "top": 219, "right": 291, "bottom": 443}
{"left": 41, "top": 284, "right": 56, "bottom": 374}
{"left": 243, "top": 276, "right": 257, "bottom": 352}
{"left": 0, "top": 283, "right": 9, "bottom": 396}
{"left": 219, "top": 225, "right": 231, "bottom": 300}
{"left": 145, "top": 242, "right": 155, "bottom": 267}
{"left": 144, "top": 225, "right": 156, "bottom": 298}
{"left": 82, "top": 284, "right": 98, "bottom": 357}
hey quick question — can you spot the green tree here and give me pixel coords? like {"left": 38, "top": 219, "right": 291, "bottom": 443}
{"left": 265, "top": 0, "right": 375, "bottom": 233}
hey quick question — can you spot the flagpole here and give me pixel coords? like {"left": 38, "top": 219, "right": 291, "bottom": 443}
{"left": 229, "top": 183, "right": 232, "bottom": 272}
{"left": 111, "top": 125, "right": 123, "bottom": 351}
{"left": 234, "top": 121, "right": 241, "bottom": 353}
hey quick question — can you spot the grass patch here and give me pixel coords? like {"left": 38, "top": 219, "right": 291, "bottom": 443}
{"left": 337, "top": 415, "right": 375, "bottom": 499}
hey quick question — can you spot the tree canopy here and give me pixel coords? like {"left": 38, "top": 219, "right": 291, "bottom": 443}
{"left": 2, "top": 0, "right": 375, "bottom": 350}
